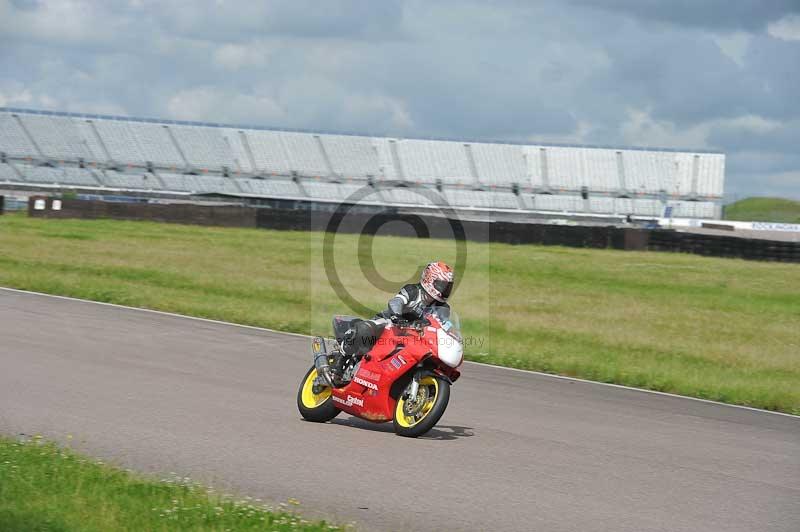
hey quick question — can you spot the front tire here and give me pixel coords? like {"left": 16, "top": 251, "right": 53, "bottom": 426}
{"left": 297, "top": 366, "right": 340, "bottom": 423}
{"left": 393, "top": 374, "right": 450, "bottom": 438}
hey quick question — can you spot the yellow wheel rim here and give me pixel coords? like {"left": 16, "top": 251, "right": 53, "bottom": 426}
{"left": 301, "top": 368, "right": 331, "bottom": 409}
{"left": 395, "top": 376, "right": 438, "bottom": 428}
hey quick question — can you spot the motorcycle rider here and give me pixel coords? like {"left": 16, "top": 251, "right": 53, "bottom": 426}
{"left": 336, "top": 261, "right": 455, "bottom": 372}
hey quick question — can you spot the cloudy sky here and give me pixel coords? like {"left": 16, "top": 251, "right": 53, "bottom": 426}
{"left": 1, "top": 0, "right": 799, "bottom": 200}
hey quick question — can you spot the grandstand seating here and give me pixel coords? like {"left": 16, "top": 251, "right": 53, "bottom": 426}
{"left": 101, "top": 169, "right": 159, "bottom": 190}
{"left": 158, "top": 172, "right": 241, "bottom": 195}
{"left": 633, "top": 199, "right": 662, "bottom": 216}
{"left": 444, "top": 188, "right": 491, "bottom": 209}
{"left": 697, "top": 155, "right": 725, "bottom": 197}
{"left": 321, "top": 135, "right": 380, "bottom": 177}
{"left": 17, "top": 165, "right": 61, "bottom": 184}
{"left": 471, "top": 142, "right": 528, "bottom": 186}
{"left": 74, "top": 120, "right": 109, "bottom": 163}
{"left": 220, "top": 128, "right": 254, "bottom": 174}
{"left": 431, "top": 141, "right": 475, "bottom": 185}
{"left": 672, "top": 153, "right": 695, "bottom": 196}
{"left": 622, "top": 150, "right": 675, "bottom": 195}
{"left": 528, "top": 194, "right": 585, "bottom": 212}
{"left": 10, "top": 164, "right": 96, "bottom": 186}
{"left": 90, "top": 120, "right": 144, "bottom": 167}
{"left": 0, "top": 108, "right": 726, "bottom": 219}
{"left": 169, "top": 125, "right": 235, "bottom": 172}
{"left": 238, "top": 178, "right": 302, "bottom": 198}
{"left": 445, "top": 188, "right": 521, "bottom": 210}
{"left": 396, "top": 139, "right": 474, "bottom": 185}
{"left": 282, "top": 132, "right": 329, "bottom": 177}
{"left": 589, "top": 196, "right": 616, "bottom": 214}
{"left": 545, "top": 146, "right": 584, "bottom": 191}
{"left": 0, "top": 162, "right": 19, "bottom": 181}
{"left": 371, "top": 138, "right": 403, "bottom": 181}
{"left": 60, "top": 166, "right": 101, "bottom": 186}
{"left": 670, "top": 200, "right": 718, "bottom": 218}
{"left": 580, "top": 149, "right": 619, "bottom": 192}
{"left": 489, "top": 190, "right": 523, "bottom": 210}
{"left": 18, "top": 114, "right": 89, "bottom": 161}
{"left": 301, "top": 181, "right": 346, "bottom": 201}
{"left": 245, "top": 129, "right": 291, "bottom": 175}
{"left": 381, "top": 186, "right": 442, "bottom": 206}
{"left": 0, "top": 113, "right": 37, "bottom": 157}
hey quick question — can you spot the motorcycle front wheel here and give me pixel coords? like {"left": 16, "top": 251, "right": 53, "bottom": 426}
{"left": 393, "top": 374, "right": 450, "bottom": 438}
{"left": 297, "top": 366, "right": 340, "bottom": 422}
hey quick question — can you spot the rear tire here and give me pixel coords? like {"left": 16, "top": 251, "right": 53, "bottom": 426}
{"left": 393, "top": 374, "right": 450, "bottom": 438}
{"left": 297, "top": 366, "right": 340, "bottom": 423}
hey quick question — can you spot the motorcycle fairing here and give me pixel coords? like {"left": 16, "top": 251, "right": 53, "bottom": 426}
{"left": 330, "top": 325, "right": 419, "bottom": 421}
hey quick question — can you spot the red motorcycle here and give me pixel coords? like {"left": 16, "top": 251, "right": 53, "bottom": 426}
{"left": 297, "top": 307, "right": 463, "bottom": 437}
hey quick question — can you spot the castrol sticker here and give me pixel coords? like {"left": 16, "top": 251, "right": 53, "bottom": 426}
{"left": 333, "top": 395, "right": 364, "bottom": 407}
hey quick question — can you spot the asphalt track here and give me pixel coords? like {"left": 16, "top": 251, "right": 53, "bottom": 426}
{"left": 1, "top": 289, "right": 798, "bottom": 531}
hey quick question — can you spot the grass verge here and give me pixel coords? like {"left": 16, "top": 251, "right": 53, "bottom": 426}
{"left": 724, "top": 196, "right": 800, "bottom": 223}
{"left": 0, "top": 435, "right": 340, "bottom": 531}
{"left": 0, "top": 213, "right": 798, "bottom": 414}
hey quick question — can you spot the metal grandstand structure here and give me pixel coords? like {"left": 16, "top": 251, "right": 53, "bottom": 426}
{"left": 0, "top": 107, "right": 724, "bottom": 218}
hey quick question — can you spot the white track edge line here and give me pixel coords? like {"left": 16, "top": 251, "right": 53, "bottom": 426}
{"left": 2, "top": 286, "right": 798, "bottom": 420}
{"left": 0, "top": 286, "right": 311, "bottom": 339}
{"left": 465, "top": 360, "right": 799, "bottom": 419}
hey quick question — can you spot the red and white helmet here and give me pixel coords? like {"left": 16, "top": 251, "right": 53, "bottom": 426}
{"left": 420, "top": 261, "right": 454, "bottom": 302}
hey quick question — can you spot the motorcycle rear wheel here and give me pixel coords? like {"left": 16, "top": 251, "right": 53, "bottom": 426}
{"left": 297, "top": 366, "right": 340, "bottom": 423}
{"left": 393, "top": 374, "right": 450, "bottom": 438}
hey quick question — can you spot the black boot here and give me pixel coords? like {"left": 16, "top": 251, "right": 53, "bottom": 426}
{"left": 329, "top": 329, "right": 356, "bottom": 385}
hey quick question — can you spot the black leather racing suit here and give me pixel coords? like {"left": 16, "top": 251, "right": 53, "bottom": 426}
{"left": 341, "top": 283, "right": 450, "bottom": 358}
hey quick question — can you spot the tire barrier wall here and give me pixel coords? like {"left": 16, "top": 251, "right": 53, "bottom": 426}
{"left": 27, "top": 197, "right": 800, "bottom": 262}
{"left": 647, "top": 229, "right": 800, "bottom": 262}
{"left": 0, "top": 195, "right": 4, "bottom": 215}
{"left": 250, "top": 208, "right": 649, "bottom": 250}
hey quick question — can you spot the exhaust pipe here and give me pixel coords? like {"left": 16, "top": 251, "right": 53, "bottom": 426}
{"left": 312, "top": 336, "right": 333, "bottom": 387}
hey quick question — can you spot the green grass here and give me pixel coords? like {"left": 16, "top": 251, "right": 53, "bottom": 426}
{"left": 724, "top": 197, "right": 800, "bottom": 223}
{"left": 1, "top": 213, "right": 799, "bottom": 414}
{"left": 0, "top": 435, "right": 340, "bottom": 531}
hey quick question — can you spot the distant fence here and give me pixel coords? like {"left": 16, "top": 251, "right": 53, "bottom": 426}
{"left": 28, "top": 196, "right": 255, "bottom": 227}
{"left": 27, "top": 197, "right": 800, "bottom": 262}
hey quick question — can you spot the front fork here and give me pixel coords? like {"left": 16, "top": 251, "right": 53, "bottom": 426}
{"left": 312, "top": 336, "right": 334, "bottom": 387}
{"left": 407, "top": 373, "right": 421, "bottom": 403}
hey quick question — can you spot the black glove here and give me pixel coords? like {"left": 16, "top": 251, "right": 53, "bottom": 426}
{"left": 390, "top": 314, "right": 411, "bottom": 327}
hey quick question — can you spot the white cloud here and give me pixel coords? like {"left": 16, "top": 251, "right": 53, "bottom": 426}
{"left": 341, "top": 93, "right": 414, "bottom": 131}
{"left": 212, "top": 42, "right": 279, "bottom": 71}
{"left": 0, "top": 0, "right": 129, "bottom": 46}
{"left": 767, "top": 14, "right": 800, "bottom": 41}
{"left": 720, "top": 114, "right": 782, "bottom": 134}
{"left": 166, "top": 87, "right": 286, "bottom": 124}
{"left": 527, "top": 121, "right": 594, "bottom": 146}
{"left": 620, "top": 108, "right": 711, "bottom": 149}
{"left": 712, "top": 32, "right": 751, "bottom": 66}
{"left": 0, "top": 87, "right": 33, "bottom": 107}
{"left": 64, "top": 101, "right": 128, "bottom": 116}
{"left": 619, "top": 110, "right": 784, "bottom": 150}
